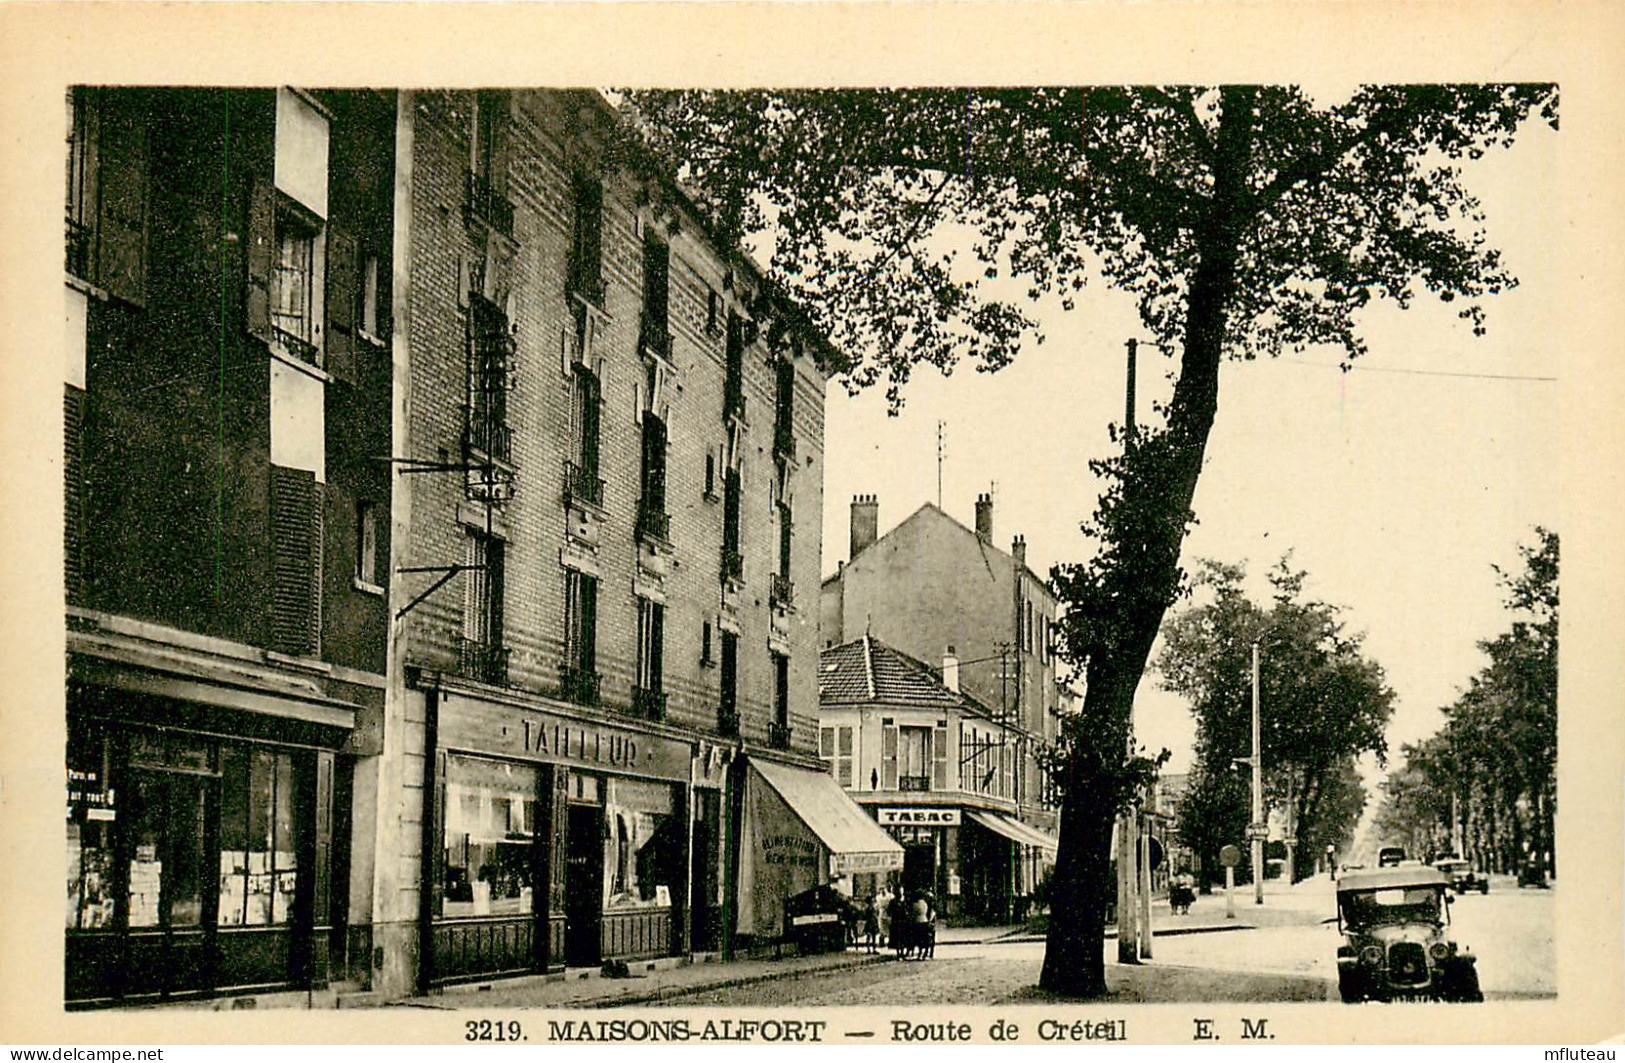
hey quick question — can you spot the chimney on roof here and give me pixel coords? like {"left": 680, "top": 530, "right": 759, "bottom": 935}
{"left": 975, "top": 493, "right": 993, "bottom": 541}
{"left": 850, "top": 494, "right": 879, "bottom": 558}
{"left": 1012, "top": 534, "right": 1027, "bottom": 568}
{"left": 942, "top": 646, "right": 960, "bottom": 693}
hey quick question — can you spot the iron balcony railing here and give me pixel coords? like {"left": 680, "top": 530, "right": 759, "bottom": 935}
{"left": 464, "top": 417, "right": 513, "bottom": 465}
{"left": 640, "top": 313, "right": 672, "bottom": 363}
{"left": 636, "top": 499, "right": 671, "bottom": 544}
{"left": 768, "top": 721, "right": 792, "bottom": 750}
{"left": 718, "top": 707, "right": 740, "bottom": 738}
{"left": 899, "top": 774, "right": 932, "bottom": 793}
{"left": 563, "top": 460, "right": 604, "bottom": 509}
{"left": 720, "top": 546, "right": 744, "bottom": 585}
{"left": 466, "top": 171, "right": 515, "bottom": 238}
{"left": 723, "top": 379, "right": 746, "bottom": 424}
{"left": 65, "top": 217, "right": 91, "bottom": 278}
{"left": 770, "top": 572, "right": 794, "bottom": 609}
{"left": 773, "top": 424, "right": 796, "bottom": 463}
{"left": 459, "top": 638, "right": 510, "bottom": 687}
{"left": 630, "top": 685, "right": 667, "bottom": 722}
{"left": 559, "top": 663, "right": 601, "bottom": 707}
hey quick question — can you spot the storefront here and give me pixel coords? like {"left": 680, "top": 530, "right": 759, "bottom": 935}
{"left": 964, "top": 810, "right": 1058, "bottom": 918}
{"left": 65, "top": 662, "right": 355, "bottom": 1006}
{"left": 422, "top": 687, "right": 699, "bottom": 986}
{"left": 737, "top": 757, "right": 903, "bottom": 946}
{"left": 861, "top": 805, "right": 1058, "bottom": 922}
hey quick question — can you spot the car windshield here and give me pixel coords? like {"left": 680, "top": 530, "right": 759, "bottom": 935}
{"left": 1340, "top": 887, "right": 1443, "bottom": 927}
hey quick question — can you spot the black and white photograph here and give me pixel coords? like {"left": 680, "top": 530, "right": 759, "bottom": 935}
{"left": 3, "top": 0, "right": 1622, "bottom": 1049}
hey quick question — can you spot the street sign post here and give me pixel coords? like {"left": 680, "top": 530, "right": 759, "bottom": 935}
{"left": 1246, "top": 822, "right": 1269, "bottom": 842}
{"left": 1220, "top": 844, "right": 1241, "bottom": 920}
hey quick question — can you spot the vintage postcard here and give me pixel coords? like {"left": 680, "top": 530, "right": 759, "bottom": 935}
{"left": 0, "top": 0, "right": 1621, "bottom": 1049}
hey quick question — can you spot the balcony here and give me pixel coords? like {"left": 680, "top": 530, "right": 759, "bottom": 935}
{"left": 273, "top": 326, "right": 319, "bottom": 367}
{"left": 563, "top": 460, "right": 604, "bottom": 509}
{"left": 568, "top": 267, "right": 607, "bottom": 314}
{"left": 773, "top": 425, "right": 796, "bottom": 463}
{"left": 720, "top": 546, "right": 744, "bottom": 585}
{"left": 459, "top": 638, "right": 510, "bottom": 687}
{"left": 465, "top": 171, "right": 515, "bottom": 238}
{"left": 559, "top": 663, "right": 601, "bottom": 707}
{"left": 768, "top": 721, "right": 792, "bottom": 750}
{"left": 464, "top": 417, "right": 513, "bottom": 465}
{"left": 65, "top": 217, "right": 91, "bottom": 278}
{"left": 636, "top": 499, "right": 671, "bottom": 545}
{"left": 899, "top": 775, "right": 932, "bottom": 793}
{"left": 723, "top": 381, "right": 746, "bottom": 424}
{"left": 630, "top": 685, "right": 667, "bottom": 722}
{"left": 639, "top": 313, "right": 672, "bottom": 363}
{"left": 770, "top": 572, "right": 794, "bottom": 609}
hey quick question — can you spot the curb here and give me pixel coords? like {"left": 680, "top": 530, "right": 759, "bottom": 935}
{"left": 941, "top": 923, "right": 1260, "bottom": 946}
{"left": 571, "top": 952, "right": 895, "bottom": 1009}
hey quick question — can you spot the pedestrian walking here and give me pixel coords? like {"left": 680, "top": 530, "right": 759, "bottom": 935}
{"left": 911, "top": 891, "right": 936, "bottom": 960}
{"left": 886, "top": 891, "right": 907, "bottom": 958}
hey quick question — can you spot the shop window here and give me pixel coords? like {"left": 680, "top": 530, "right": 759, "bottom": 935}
{"left": 604, "top": 777, "right": 681, "bottom": 910}
{"left": 442, "top": 755, "right": 537, "bottom": 918}
{"left": 819, "top": 725, "right": 854, "bottom": 789}
{"left": 217, "top": 746, "right": 304, "bottom": 927}
{"left": 65, "top": 723, "right": 115, "bottom": 931}
{"left": 562, "top": 569, "right": 599, "bottom": 705}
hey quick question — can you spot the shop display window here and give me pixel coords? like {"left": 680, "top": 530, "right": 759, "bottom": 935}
{"left": 443, "top": 755, "right": 538, "bottom": 918}
{"left": 66, "top": 724, "right": 115, "bottom": 930}
{"left": 217, "top": 746, "right": 303, "bottom": 927}
{"left": 603, "top": 777, "right": 680, "bottom": 910}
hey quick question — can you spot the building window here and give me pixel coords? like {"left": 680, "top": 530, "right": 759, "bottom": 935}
{"left": 566, "top": 364, "right": 603, "bottom": 507}
{"left": 706, "top": 289, "right": 719, "bottom": 334}
{"left": 640, "top": 231, "right": 670, "bottom": 359}
{"left": 360, "top": 254, "right": 380, "bottom": 339}
{"left": 719, "top": 631, "right": 739, "bottom": 735}
{"left": 466, "top": 91, "right": 513, "bottom": 236}
{"left": 720, "top": 466, "right": 742, "bottom": 583}
{"left": 820, "top": 725, "right": 854, "bottom": 789}
{"left": 64, "top": 87, "right": 149, "bottom": 303}
{"left": 563, "top": 569, "right": 599, "bottom": 705}
{"left": 637, "top": 412, "right": 669, "bottom": 543}
{"left": 773, "top": 357, "right": 795, "bottom": 461}
{"left": 898, "top": 726, "right": 933, "bottom": 791}
{"left": 771, "top": 501, "right": 793, "bottom": 608}
{"left": 64, "top": 88, "right": 96, "bottom": 279}
{"left": 217, "top": 746, "right": 305, "bottom": 926}
{"left": 634, "top": 598, "right": 665, "bottom": 720}
{"left": 355, "top": 501, "right": 378, "bottom": 586}
{"left": 770, "top": 652, "right": 790, "bottom": 749}
{"left": 723, "top": 311, "right": 745, "bottom": 422}
{"left": 441, "top": 754, "right": 537, "bottom": 918}
{"left": 269, "top": 465, "right": 322, "bottom": 658}
{"left": 461, "top": 531, "right": 506, "bottom": 685}
{"left": 604, "top": 777, "right": 680, "bottom": 909}
{"left": 568, "top": 174, "right": 604, "bottom": 306}
{"left": 704, "top": 449, "right": 717, "bottom": 501}
{"left": 270, "top": 205, "right": 321, "bottom": 364}
{"left": 881, "top": 719, "right": 898, "bottom": 790}
{"left": 466, "top": 292, "right": 514, "bottom": 463}
{"left": 700, "top": 620, "right": 714, "bottom": 667}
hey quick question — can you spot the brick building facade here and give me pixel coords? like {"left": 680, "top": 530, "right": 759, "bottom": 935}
{"left": 63, "top": 87, "right": 877, "bottom": 1006}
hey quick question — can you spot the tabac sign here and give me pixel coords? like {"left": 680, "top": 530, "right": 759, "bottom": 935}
{"left": 878, "top": 808, "right": 961, "bottom": 826}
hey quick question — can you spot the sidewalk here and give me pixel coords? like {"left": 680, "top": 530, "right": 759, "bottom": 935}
{"left": 404, "top": 949, "right": 893, "bottom": 1010}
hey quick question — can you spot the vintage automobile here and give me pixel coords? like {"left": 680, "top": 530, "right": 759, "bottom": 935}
{"left": 1376, "top": 845, "right": 1407, "bottom": 868}
{"left": 1432, "top": 857, "right": 1489, "bottom": 895}
{"left": 1335, "top": 865, "right": 1482, "bottom": 1003}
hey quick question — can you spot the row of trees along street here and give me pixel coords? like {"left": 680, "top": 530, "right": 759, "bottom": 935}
{"left": 626, "top": 85, "right": 1558, "bottom": 996}
{"left": 1373, "top": 529, "right": 1558, "bottom": 879}
{"left": 1158, "top": 558, "right": 1395, "bottom": 888}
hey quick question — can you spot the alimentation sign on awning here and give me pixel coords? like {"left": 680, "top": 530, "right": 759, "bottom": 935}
{"left": 737, "top": 758, "right": 904, "bottom": 938}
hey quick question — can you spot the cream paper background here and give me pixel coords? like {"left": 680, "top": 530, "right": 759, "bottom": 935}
{"left": 0, "top": 0, "right": 1619, "bottom": 1045}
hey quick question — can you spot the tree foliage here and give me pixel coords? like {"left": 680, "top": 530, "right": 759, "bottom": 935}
{"left": 626, "top": 84, "right": 1557, "bottom": 996}
{"left": 1158, "top": 558, "right": 1394, "bottom": 883}
{"left": 1374, "top": 529, "right": 1558, "bottom": 875}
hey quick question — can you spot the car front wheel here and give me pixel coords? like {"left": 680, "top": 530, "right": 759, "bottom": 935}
{"left": 1441, "top": 962, "right": 1484, "bottom": 1003}
{"left": 1338, "top": 969, "right": 1367, "bottom": 1004}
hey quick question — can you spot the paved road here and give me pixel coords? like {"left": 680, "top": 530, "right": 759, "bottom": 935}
{"left": 649, "top": 876, "right": 1552, "bottom": 1006}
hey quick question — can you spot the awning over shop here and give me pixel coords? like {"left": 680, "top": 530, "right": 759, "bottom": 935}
{"left": 967, "top": 810, "right": 1059, "bottom": 855}
{"left": 750, "top": 758, "right": 905, "bottom": 875}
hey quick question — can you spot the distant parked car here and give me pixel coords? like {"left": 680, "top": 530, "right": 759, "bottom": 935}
{"left": 1335, "top": 865, "right": 1482, "bottom": 1004}
{"left": 1432, "top": 857, "right": 1489, "bottom": 895}
{"left": 1517, "top": 858, "right": 1549, "bottom": 889}
{"left": 1377, "top": 846, "right": 1407, "bottom": 868}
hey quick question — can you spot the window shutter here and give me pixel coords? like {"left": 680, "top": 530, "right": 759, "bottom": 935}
{"left": 95, "top": 96, "right": 148, "bottom": 306}
{"left": 246, "top": 177, "right": 276, "bottom": 343}
{"left": 882, "top": 723, "right": 898, "bottom": 790}
{"left": 487, "top": 540, "right": 505, "bottom": 651}
{"left": 64, "top": 387, "right": 86, "bottom": 605}
{"left": 581, "top": 369, "right": 601, "bottom": 479}
{"left": 933, "top": 722, "right": 948, "bottom": 791}
{"left": 270, "top": 465, "right": 319, "bottom": 656}
{"left": 325, "top": 228, "right": 358, "bottom": 381}
{"left": 650, "top": 603, "right": 664, "bottom": 690}
{"left": 581, "top": 574, "right": 598, "bottom": 673}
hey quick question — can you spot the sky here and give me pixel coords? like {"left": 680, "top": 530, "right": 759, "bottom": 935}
{"left": 815, "top": 109, "right": 1562, "bottom": 780}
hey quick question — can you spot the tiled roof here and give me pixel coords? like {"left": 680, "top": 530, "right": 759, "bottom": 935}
{"left": 819, "top": 635, "right": 966, "bottom": 710}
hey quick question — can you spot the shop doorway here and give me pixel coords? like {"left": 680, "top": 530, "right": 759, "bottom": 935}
{"left": 690, "top": 789, "right": 722, "bottom": 952}
{"left": 902, "top": 842, "right": 937, "bottom": 899}
{"left": 564, "top": 804, "right": 603, "bottom": 967}
{"left": 120, "top": 768, "right": 216, "bottom": 999}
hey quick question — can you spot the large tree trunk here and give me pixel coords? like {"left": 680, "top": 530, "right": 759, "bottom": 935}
{"left": 1039, "top": 87, "right": 1254, "bottom": 998}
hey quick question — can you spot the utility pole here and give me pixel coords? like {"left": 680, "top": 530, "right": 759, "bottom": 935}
{"left": 1116, "top": 337, "right": 1142, "bottom": 961}
{"left": 1124, "top": 338, "right": 1138, "bottom": 442}
{"left": 936, "top": 420, "right": 946, "bottom": 508}
{"left": 1251, "top": 639, "right": 1264, "bottom": 905}
{"left": 1284, "top": 771, "right": 1296, "bottom": 886}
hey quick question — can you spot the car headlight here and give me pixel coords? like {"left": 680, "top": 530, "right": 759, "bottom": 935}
{"left": 1429, "top": 942, "right": 1450, "bottom": 962}
{"left": 1360, "top": 945, "right": 1383, "bottom": 966}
